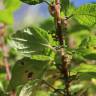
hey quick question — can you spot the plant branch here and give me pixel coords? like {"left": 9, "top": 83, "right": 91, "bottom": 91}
{"left": 54, "top": 0, "right": 71, "bottom": 95}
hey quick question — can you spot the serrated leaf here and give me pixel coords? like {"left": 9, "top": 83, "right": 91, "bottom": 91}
{"left": 12, "top": 26, "right": 53, "bottom": 55}
{"left": 20, "top": 0, "right": 44, "bottom": 5}
{"left": 61, "top": 0, "right": 70, "bottom": 16}
{"left": 39, "top": 19, "right": 56, "bottom": 47}
{"left": 7, "top": 57, "right": 50, "bottom": 91}
{"left": 73, "top": 3, "right": 96, "bottom": 26}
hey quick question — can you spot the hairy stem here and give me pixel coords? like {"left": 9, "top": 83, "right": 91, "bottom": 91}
{"left": 54, "top": 0, "right": 71, "bottom": 95}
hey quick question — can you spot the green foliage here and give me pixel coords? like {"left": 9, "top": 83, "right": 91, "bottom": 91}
{"left": 72, "top": 64, "right": 96, "bottom": 80}
{"left": 12, "top": 26, "right": 54, "bottom": 55}
{"left": 40, "top": 18, "right": 55, "bottom": 33}
{"left": 0, "top": 89, "right": 8, "bottom": 96}
{"left": 0, "top": 0, "right": 96, "bottom": 96}
{"left": 4, "top": 0, "right": 21, "bottom": 12}
{"left": 18, "top": 80, "right": 41, "bottom": 96}
{"left": 73, "top": 3, "right": 96, "bottom": 26}
{"left": 20, "top": 0, "right": 44, "bottom": 5}
{"left": 7, "top": 57, "right": 50, "bottom": 91}
{"left": 84, "top": 53, "right": 96, "bottom": 60}
{"left": 0, "top": 10, "right": 13, "bottom": 24}
{"left": 61, "top": 0, "right": 70, "bottom": 16}
{"left": 72, "top": 64, "right": 96, "bottom": 73}
{"left": 0, "top": 0, "right": 21, "bottom": 24}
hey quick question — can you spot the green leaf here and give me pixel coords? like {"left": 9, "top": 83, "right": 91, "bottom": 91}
{"left": 20, "top": 0, "right": 44, "bottom": 5}
{"left": 4, "top": 0, "right": 21, "bottom": 12}
{"left": 79, "top": 72, "right": 96, "bottom": 80}
{"left": 61, "top": 0, "right": 70, "bottom": 16}
{"left": 36, "top": 90, "right": 50, "bottom": 96}
{"left": 67, "top": 18, "right": 90, "bottom": 34}
{"left": 39, "top": 18, "right": 57, "bottom": 47}
{"left": 31, "top": 55, "right": 52, "bottom": 61}
{"left": 70, "top": 84, "right": 84, "bottom": 95}
{"left": 0, "top": 0, "right": 21, "bottom": 24}
{"left": 79, "top": 37, "right": 91, "bottom": 48}
{"left": 84, "top": 53, "right": 96, "bottom": 60}
{"left": 12, "top": 26, "right": 53, "bottom": 55}
{"left": 73, "top": 3, "right": 96, "bottom": 26}
{"left": 72, "top": 64, "right": 96, "bottom": 73}
{"left": 7, "top": 57, "right": 50, "bottom": 91}
{"left": 72, "top": 53, "right": 85, "bottom": 63}
{"left": 40, "top": 18, "right": 55, "bottom": 33}
{"left": 71, "top": 64, "right": 96, "bottom": 80}
{"left": 0, "top": 10, "right": 13, "bottom": 24}
{"left": 65, "top": 4, "right": 75, "bottom": 17}
{"left": 19, "top": 79, "right": 42, "bottom": 96}
{"left": 0, "top": 89, "right": 8, "bottom": 96}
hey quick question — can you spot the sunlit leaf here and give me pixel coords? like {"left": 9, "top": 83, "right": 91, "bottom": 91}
{"left": 73, "top": 3, "right": 96, "bottom": 26}
{"left": 19, "top": 79, "right": 41, "bottom": 96}
{"left": 31, "top": 55, "right": 52, "bottom": 61}
{"left": 4, "top": 0, "right": 21, "bottom": 12}
{"left": 12, "top": 26, "right": 53, "bottom": 55}
{"left": 72, "top": 64, "right": 96, "bottom": 73}
{"left": 0, "top": 10, "right": 13, "bottom": 24}
{"left": 71, "top": 64, "right": 96, "bottom": 80}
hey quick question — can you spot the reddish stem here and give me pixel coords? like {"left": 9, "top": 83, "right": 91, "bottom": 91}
{"left": 55, "top": 0, "right": 71, "bottom": 95}
{"left": 3, "top": 57, "right": 11, "bottom": 80}
{"left": 0, "top": 23, "right": 11, "bottom": 80}
{"left": 10, "top": 90, "right": 16, "bottom": 96}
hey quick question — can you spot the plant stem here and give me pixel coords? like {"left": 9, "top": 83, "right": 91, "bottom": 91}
{"left": 10, "top": 90, "right": 16, "bottom": 96}
{"left": 54, "top": 0, "right": 71, "bottom": 95}
{"left": 0, "top": 23, "right": 11, "bottom": 80}
{"left": 0, "top": 23, "right": 16, "bottom": 96}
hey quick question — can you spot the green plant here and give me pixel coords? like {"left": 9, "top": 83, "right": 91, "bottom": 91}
{"left": 0, "top": 0, "right": 96, "bottom": 96}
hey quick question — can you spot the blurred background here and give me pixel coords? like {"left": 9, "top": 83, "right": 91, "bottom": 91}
{"left": 0, "top": 0, "right": 96, "bottom": 96}
{"left": 14, "top": 0, "right": 96, "bottom": 30}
